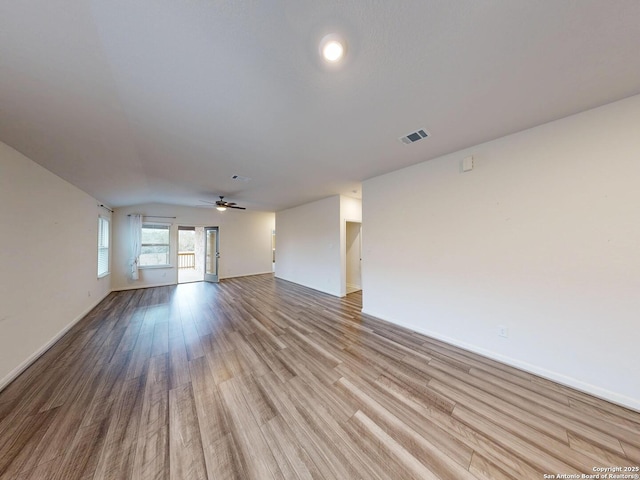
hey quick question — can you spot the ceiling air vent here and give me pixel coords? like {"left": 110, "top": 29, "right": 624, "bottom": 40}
{"left": 231, "top": 174, "right": 251, "bottom": 182}
{"left": 399, "top": 128, "right": 429, "bottom": 145}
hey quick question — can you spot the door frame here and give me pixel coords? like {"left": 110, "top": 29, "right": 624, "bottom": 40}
{"left": 345, "top": 221, "right": 362, "bottom": 294}
{"left": 204, "top": 226, "right": 220, "bottom": 283}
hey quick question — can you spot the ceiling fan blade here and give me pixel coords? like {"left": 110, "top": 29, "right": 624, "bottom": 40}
{"left": 202, "top": 196, "right": 245, "bottom": 209}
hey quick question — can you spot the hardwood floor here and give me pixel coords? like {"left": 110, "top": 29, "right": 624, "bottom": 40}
{"left": 1, "top": 274, "right": 638, "bottom": 479}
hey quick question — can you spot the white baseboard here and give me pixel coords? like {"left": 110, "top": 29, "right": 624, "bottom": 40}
{"left": 113, "top": 273, "right": 276, "bottom": 290}
{"left": 113, "top": 281, "right": 176, "bottom": 291}
{"left": 221, "top": 271, "right": 274, "bottom": 280}
{"left": 274, "top": 275, "right": 341, "bottom": 298}
{"left": 0, "top": 291, "right": 112, "bottom": 393}
{"left": 361, "top": 309, "right": 640, "bottom": 413}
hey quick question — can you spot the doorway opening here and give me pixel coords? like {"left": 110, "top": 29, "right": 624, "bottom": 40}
{"left": 178, "top": 226, "right": 205, "bottom": 283}
{"left": 272, "top": 229, "right": 276, "bottom": 272}
{"left": 204, "top": 226, "right": 220, "bottom": 283}
{"left": 346, "top": 221, "right": 362, "bottom": 294}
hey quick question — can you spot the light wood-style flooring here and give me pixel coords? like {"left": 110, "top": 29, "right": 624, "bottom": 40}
{"left": 1, "top": 274, "right": 639, "bottom": 479}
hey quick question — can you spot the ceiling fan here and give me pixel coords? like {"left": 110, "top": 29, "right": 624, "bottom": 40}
{"left": 201, "top": 196, "right": 246, "bottom": 211}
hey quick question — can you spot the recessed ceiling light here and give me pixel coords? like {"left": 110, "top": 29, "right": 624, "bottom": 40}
{"left": 320, "top": 34, "right": 346, "bottom": 63}
{"left": 323, "top": 40, "right": 344, "bottom": 62}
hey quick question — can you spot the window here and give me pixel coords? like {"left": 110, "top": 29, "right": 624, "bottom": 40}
{"left": 140, "top": 223, "right": 171, "bottom": 267}
{"left": 97, "top": 216, "right": 110, "bottom": 277}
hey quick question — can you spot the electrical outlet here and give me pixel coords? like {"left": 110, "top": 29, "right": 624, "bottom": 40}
{"left": 498, "top": 325, "right": 509, "bottom": 338}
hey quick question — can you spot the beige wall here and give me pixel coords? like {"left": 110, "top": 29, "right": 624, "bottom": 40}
{"left": 0, "top": 141, "right": 112, "bottom": 388}
{"left": 275, "top": 196, "right": 342, "bottom": 296}
{"left": 111, "top": 204, "right": 275, "bottom": 290}
{"left": 276, "top": 195, "right": 362, "bottom": 297}
{"left": 363, "top": 94, "right": 640, "bottom": 410}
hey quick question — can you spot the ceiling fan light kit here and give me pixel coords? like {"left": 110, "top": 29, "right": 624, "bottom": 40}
{"left": 217, "top": 196, "right": 246, "bottom": 211}
{"left": 200, "top": 196, "right": 246, "bottom": 211}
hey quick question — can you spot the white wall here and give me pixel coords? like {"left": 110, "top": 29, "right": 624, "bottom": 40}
{"left": 275, "top": 196, "right": 342, "bottom": 296}
{"left": 275, "top": 195, "right": 362, "bottom": 297}
{"left": 112, "top": 204, "right": 274, "bottom": 290}
{"left": 363, "top": 95, "right": 640, "bottom": 410}
{"left": 0, "top": 141, "right": 111, "bottom": 389}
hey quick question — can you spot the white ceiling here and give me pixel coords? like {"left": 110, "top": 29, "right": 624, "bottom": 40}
{"left": 1, "top": 1, "right": 640, "bottom": 211}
